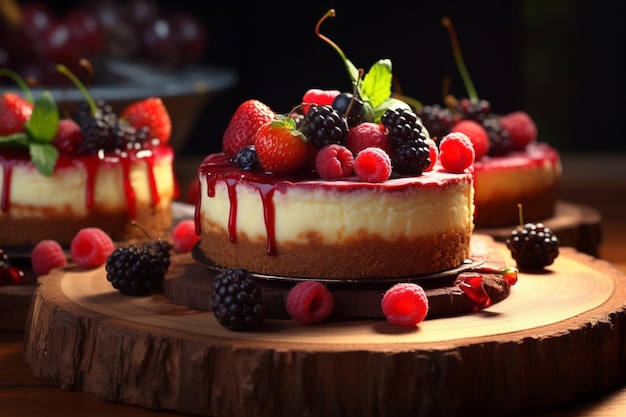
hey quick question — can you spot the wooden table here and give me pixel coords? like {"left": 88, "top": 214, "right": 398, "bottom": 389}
{"left": 1, "top": 152, "right": 625, "bottom": 417}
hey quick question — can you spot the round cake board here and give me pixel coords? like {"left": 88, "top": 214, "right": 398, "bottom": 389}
{"left": 22, "top": 235, "right": 626, "bottom": 417}
{"left": 163, "top": 234, "right": 508, "bottom": 319}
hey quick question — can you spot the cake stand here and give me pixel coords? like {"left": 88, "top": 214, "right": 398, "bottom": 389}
{"left": 22, "top": 235, "right": 626, "bottom": 417}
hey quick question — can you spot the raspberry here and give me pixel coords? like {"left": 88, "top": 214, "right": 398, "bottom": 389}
{"left": 213, "top": 268, "right": 264, "bottom": 330}
{"left": 345, "top": 122, "right": 392, "bottom": 155}
{"left": 70, "top": 227, "right": 115, "bottom": 268}
{"left": 285, "top": 280, "right": 334, "bottom": 324}
{"left": 423, "top": 138, "right": 438, "bottom": 172}
{"left": 450, "top": 119, "right": 489, "bottom": 160}
{"left": 172, "top": 219, "right": 200, "bottom": 253}
{"left": 315, "top": 144, "right": 354, "bottom": 179}
{"left": 439, "top": 131, "right": 475, "bottom": 173}
{"left": 52, "top": 119, "right": 84, "bottom": 154}
{"left": 499, "top": 111, "right": 537, "bottom": 151}
{"left": 31, "top": 240, "right": 68, "bottom": 276}
{"left": 302, "top": 88, "right": 340, "bottom": 115}
{"left": 353, "top": 147, "right": 392, "bottom": 182}
{"left": 381, "top": 283, "right": 429, "bottom": 327}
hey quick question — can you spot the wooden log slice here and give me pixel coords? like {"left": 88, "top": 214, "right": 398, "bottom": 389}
{"left": 23, "top": 238, "right": 626, "bottom": 417}
{"left": 163, "top": 234, "right": 509, "bottom": 319}
{"left": 476, "top": 200, "right": 603, "bottom": 257}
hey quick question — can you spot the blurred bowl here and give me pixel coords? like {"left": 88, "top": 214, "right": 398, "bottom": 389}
{"left": 0, "top": 59, "right": 238, "bottom": 152}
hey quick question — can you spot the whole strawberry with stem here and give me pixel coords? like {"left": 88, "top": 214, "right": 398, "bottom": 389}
{"left": 254, "top": 114, "right": 309, "bottom": 174}
{"left": 0, "top": 68, "right": 34, "bottom": 136}
{"left": 223, "top": 99, "right": 275, "bottom": 157}
{"left": 0, "top": 92, "right": 33, "bottom": 136}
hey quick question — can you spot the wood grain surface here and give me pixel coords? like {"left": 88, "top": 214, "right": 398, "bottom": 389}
{"left": 22, "top": 237, "right": 626, "bottom": 417}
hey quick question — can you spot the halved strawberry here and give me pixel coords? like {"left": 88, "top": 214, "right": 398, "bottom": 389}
{"left": 120, "top": 97, "right": 172, "bottom": 143}
{"left": 0, "top": 92, "right": 33, "bottom": 136}
{"left": 254, "top": 116, "right": 309, "bottom": 173}
{"left": 223, "top": 99, "right": 275, "bottom": 157}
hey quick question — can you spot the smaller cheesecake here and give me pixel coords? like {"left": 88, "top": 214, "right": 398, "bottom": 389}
{"left": 473, "top": 142, "right": 561, "bottom": 228}
{"left": 196, "top": 153, "right": 475, "bottom": 280}
{"left": 0, "top": 146, "right": 176, "bottom": 248}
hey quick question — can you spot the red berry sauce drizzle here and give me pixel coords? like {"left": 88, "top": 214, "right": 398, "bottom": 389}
{"left": 197, "top": 154, "right": 280, "bottom": 255}
{"left": 0, "top": 147, "right": 170, "bottom": 218}
{"left": 196, "top": 152, "right": 472, "bottom": 258}
{"left": 455, "top": 266, "right": 518, "bottom": 310}
{"left": 0, "top": 248, "right": 27, "bottom": 286}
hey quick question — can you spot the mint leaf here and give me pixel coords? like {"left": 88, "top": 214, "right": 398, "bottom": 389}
{"left": 0, "top": 132, "right": 30, "bottom": 147}
{"left": 360, "top": 59, "right": 393, "bottom": 109}
{"left": 29, "top": 142, "right": 58, "bottom": 177}
{"left": 372, "top": 97, "right": 413, "bottom": 122}
{"left": 25, "top": 90, "right": 59, "bottom": 142}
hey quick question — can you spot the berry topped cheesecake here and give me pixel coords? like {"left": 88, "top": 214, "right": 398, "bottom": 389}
{"left": 417, "top": 18, "right": 562, "bottom": 228}
{"left": 0, "top": 66, "right": 177, "bottom": 248}
{"left": 195, "top": 12, "right": 478, "bottom": 280}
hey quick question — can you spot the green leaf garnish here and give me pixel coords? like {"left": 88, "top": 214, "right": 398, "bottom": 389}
{"left": 315, "top": 10, "right": 407, "bottom": 123}
{"left": 361, "top": 59, "right": 393, "bottom": 109}
{"left": 0, "top": 73, "right": 61, "bottom": 176}
{"left": 29, "top": 142, "right": 58, "bottom": 177}
{"left": 25, "top": 90, "right": 59, "bottom": 142}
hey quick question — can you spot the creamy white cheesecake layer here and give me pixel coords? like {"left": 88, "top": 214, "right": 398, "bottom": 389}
{"left": 2, "top": 152, "right": 175, "bottom": 217}
{"left": 199, "top": 169, "right": 474, "bottom": 245}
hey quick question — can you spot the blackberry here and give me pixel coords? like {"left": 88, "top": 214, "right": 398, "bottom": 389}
{"left": 331, "top": 92, "right": 364, "bottom": 127}
{"left": 417, "top": 104, "right": 455, "bottom": 140}
{"left": 483, "top": 115, "right": 514, "bottom": 156}
{"left": 392, "top": 142, "right": 431, "bottom": 176}
{"left": 302, "top": 104, "right": 349, "bottom": 149}
{"left": 113, "top": 122, "right": 152, "bottom": 152}
{"left": 506, "top": 223, "right": 560, "bottom": 270}
{"left": 234, "top": 145, "right": 260, "bottom": 170}
{"left": 380, "top": 108, "right": 431, "bottom": 175}
{"left": 456, "top": 98, "right": 491, "bottom": 123}
{"left": 212, "top": 268, "right": 264, "bottom": 331}
{"left": 73, "top": 99, "right": 119, "bottom": 155}
{"left": 105, "top": 239, "right": 172, "bottom": 296}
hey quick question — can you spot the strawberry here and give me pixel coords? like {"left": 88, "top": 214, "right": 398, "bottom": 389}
{"left": 0, "top": 92, "right": 34, "bottom": 136}
{"left": 254, "top": 116, "right": 309, "bottom": 174}
{"left": 120, "top": 97, "right": 172, "bottom": 143}
{"left": 222, "top": 99, "right": 275, "bottom": 157}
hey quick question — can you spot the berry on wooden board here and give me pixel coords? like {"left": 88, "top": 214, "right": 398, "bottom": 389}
{"left": 286, "top": 280, "right": 334, "bottom": 324}
{"left": 381, "top": 282, "right": 429, "bottom": 327}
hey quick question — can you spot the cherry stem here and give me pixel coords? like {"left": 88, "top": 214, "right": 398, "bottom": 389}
{"left": 56, "top": 63, "right": 97, "bottom": 116}
{"left": 441, "top": 17, "right": 478, "bottom": 101}
{"left": 0, "top": 68, "right": 34, "bottom": 103}
{"left": 315, "top": 10, "right": 347, "bottom": 63}
{"left": 132, "top": 220, "right": 153, "bottom": 240}
{"left": 517, "top": 203, "right": 524, "bottom": 227}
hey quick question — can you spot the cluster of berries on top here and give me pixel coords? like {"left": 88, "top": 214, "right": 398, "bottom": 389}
{"left": 220, "top": 10, "right": 475, "bottom": 183}
{"left": 415, "top": 17, "right": 538, "bottom": 160}
{"left": 0, "top": 63, "right": 171, "bottom": 176}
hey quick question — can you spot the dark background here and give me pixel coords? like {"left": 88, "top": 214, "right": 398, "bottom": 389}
{"left": 176, "top": 0, "right": 625, "bottom": 156}
{"left": 14, "top": 0, "right": 626, "bottom": 156}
